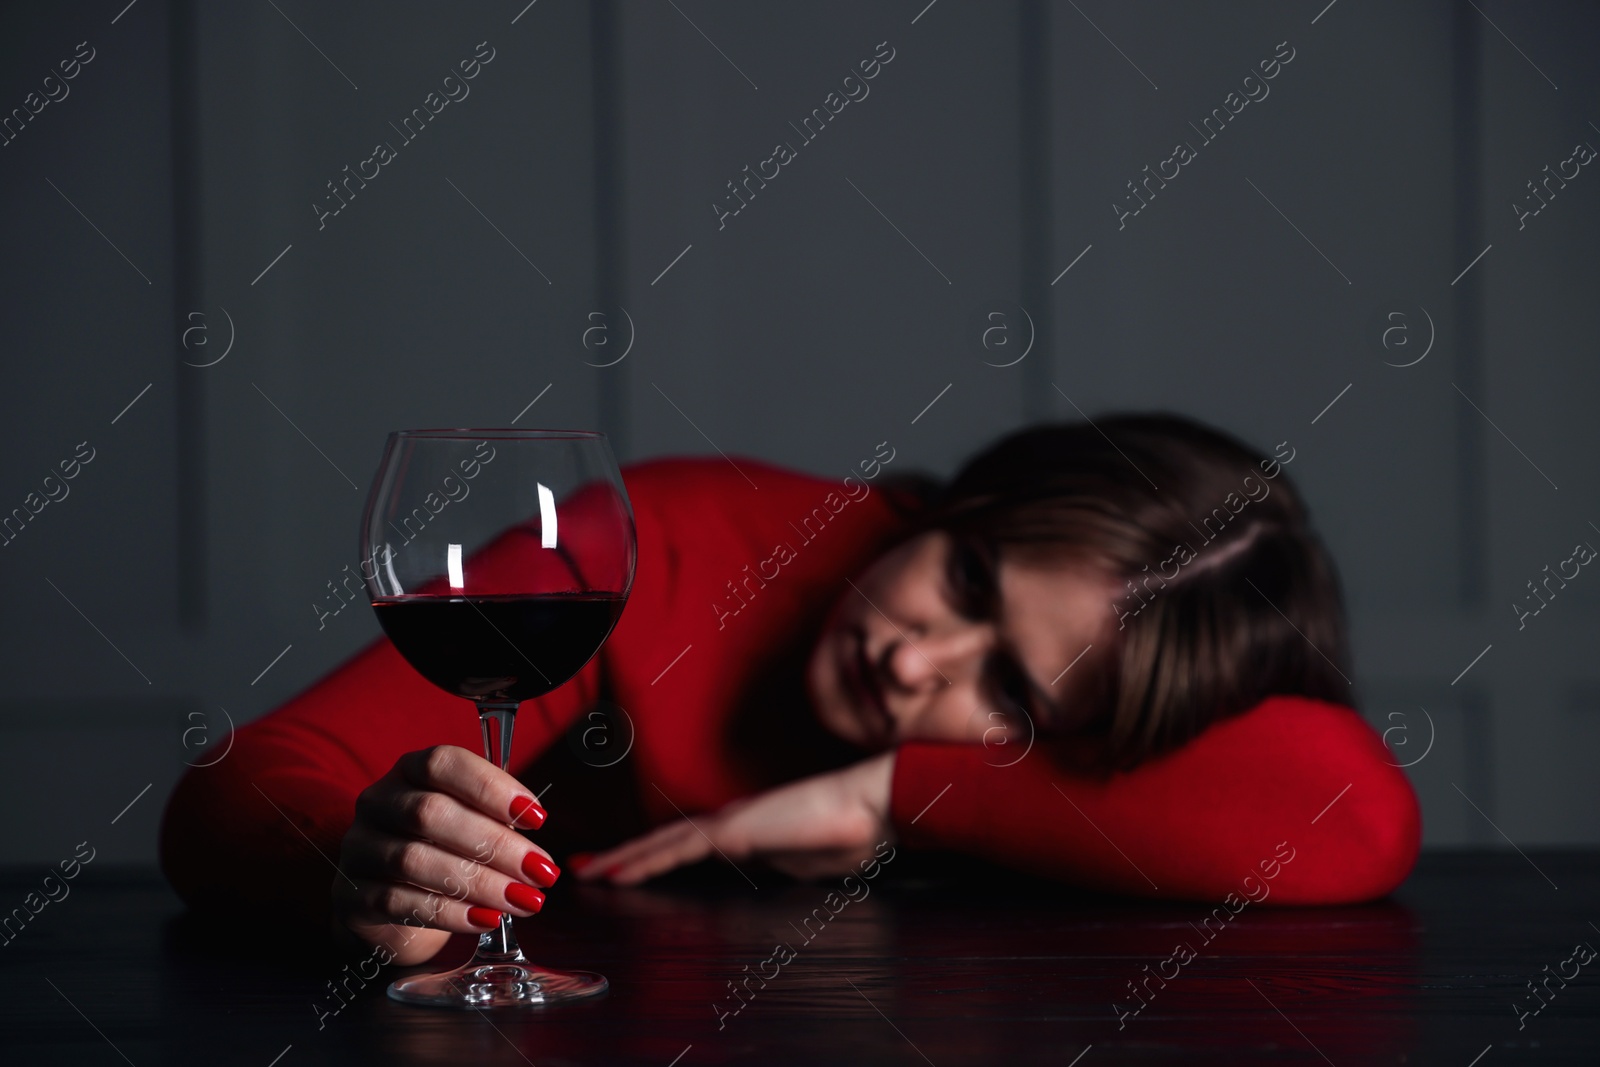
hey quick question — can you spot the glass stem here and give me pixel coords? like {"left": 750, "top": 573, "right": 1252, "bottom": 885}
{"left": 476, "top": 701, "right": 524, "bottom": 960}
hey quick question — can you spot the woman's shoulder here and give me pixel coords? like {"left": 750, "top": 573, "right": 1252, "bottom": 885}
{"left": 1193, "top": 694, "right": 1414, "bottom": 814}
{"left": 621, "top": 455, "right": 826, "bottom": 501}
{"left": 1207, "top": 693, "right": 1380, "bottom": 749}
{"left": 616, "top": 455, "right": 923, "bottom": 604}
{"left": 621, "top": 455, "right": 936, "bottom": 522}
{"left": 1233, "top": 693, "right": 1369, "bottom": 727}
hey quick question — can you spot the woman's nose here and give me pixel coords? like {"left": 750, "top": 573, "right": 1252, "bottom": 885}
{"left": 881, "top": 624, "right": 985, "bottom": 690}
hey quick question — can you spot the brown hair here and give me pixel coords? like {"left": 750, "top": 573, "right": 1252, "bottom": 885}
{"left": 908, "top": 413, "right": 1351, "bottom": 770}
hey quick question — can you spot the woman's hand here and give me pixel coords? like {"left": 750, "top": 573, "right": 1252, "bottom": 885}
{"left": 577, "top": 751, "right": 896, "bottom": 885}
{"left": 330, "top": 745, "right": 562, "bottom": 965}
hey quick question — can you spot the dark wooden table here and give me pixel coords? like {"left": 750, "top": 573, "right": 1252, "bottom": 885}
{"left": 3, "top": 851, "right": 1597, "bottom": 1065}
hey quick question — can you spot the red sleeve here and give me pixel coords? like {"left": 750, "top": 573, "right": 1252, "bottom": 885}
{"left": 158, "top": 638, "right": 601, "bottom": 922}
{"left": 889, "top": 695, "right": 1420, "bottom": 906}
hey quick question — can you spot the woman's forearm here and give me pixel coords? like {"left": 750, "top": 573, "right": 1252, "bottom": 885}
{"left": 889, "top": 695, "right": 1420, "bottom": 905}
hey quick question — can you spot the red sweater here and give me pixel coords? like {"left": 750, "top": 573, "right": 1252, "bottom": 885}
{"left": 159, "top": 457, "right": 1420, "bottom": 916}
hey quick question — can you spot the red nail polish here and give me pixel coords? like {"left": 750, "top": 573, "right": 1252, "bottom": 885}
{"left": 509, "top": 795, "right": 546, "bottom": 830}
{"left": 521, "top": 854, "right": 561, "bottom": 887}
{"left": 568, "top": 852, "right": 595, "bottom": 872}
{"left": 504, "top": 882, "right": 546, "bottom": 913}
{"left": 466, "top": 907, "right": 502, "bottom": 929}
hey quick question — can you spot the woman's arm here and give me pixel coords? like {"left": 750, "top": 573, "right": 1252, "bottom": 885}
{"left": 573, "top": 697, "right": 1417, "bottom": 904}
{"left": 160, "top": 485, "right": 635, "bottom": 946}
{"left": 158, "top": 636, "right": 600, "bottom": 933}
{"left": 891, "top": 694, "right": 1421, "bottom": 905}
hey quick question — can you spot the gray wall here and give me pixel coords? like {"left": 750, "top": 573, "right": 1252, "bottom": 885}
{"left": 1, "top": 0, "right": 1597, "bottom": 864}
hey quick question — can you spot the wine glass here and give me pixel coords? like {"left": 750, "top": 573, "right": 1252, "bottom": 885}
{"left": 359, "top": 428, "right": 636, "bottom": 1008}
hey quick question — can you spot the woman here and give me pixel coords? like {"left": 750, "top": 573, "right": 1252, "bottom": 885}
{"left": 160, "top": 414, "right": 1420, "bottom": 966}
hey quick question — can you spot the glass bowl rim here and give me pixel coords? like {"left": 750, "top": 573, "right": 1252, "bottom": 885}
{"left": 388, "top": 428, "right": 607, "bottom": 441}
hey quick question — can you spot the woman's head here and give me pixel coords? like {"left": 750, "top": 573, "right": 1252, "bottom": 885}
{"left": 806, "top": 413, "right": 1351, "bottom": 769}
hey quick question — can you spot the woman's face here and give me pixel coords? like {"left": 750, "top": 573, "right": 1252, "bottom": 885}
{"left": 806, "top": 529, "right": 1120, "bottom": 751}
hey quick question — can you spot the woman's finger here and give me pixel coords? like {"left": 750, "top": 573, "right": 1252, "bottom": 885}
{"left": 340, "top": 821, "right": 548, "bottom": 916}
{"left": 609, "top": 836, "right": 712, "bottom": 885}
{"left": 397, "top": 745, "right": 547, "bottom": 830}
{"left": 575, "top": 820, "right": 692, "bottom": 880}
{"left": 604, "top": 823, "right": 716, "bottom": 886}
{"left": 357, "top": 783, "right": 559, "bottom": 889}
{"left": 332, "top": 875, "right": 506, "bottom": 935}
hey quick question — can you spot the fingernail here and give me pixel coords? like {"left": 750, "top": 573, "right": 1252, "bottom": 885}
{"left": 509, "top": 795, "right": 546, "bottom": 830}
{"left": 504, "top": 882, "right": 546, "bottom": 913}
{"left": 568, "top": 852, "right": 595, "bottom": 871}
{"left": 466, "top": 907, "right": 502, "bottom": 929}
{"left": 521, "top": 854, "right": 561, "bottom": 887}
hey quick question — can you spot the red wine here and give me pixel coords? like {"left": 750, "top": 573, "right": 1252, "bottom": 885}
{"left": 373, "top": 593, "right": 626, "bottom": 702}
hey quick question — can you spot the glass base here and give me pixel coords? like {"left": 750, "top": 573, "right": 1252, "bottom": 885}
{"left": 387, "top": 955, "right": 608, "bottom": 1009}
{"left": 384, "top": 703, "right": 610, "bottom": 1010}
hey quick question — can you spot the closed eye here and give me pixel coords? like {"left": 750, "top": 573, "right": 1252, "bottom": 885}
{"left": 943, "top": 534, "right": 1064, "bottom": 730}
{"left": 943, "top": 534, "right": 997, "bottom": 620}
